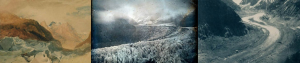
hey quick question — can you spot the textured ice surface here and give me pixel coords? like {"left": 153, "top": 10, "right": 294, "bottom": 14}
{"left": 92, "top": 27, "right": 196, "bottom": 63}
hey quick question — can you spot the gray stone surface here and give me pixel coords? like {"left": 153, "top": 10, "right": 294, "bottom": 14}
{"left": 0, "top": 38, "right": 13, "bottom": 51}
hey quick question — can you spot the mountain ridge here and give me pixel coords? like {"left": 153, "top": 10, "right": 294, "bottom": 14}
{"left": 0, "top": 11, "right": 54, "bottom": 41}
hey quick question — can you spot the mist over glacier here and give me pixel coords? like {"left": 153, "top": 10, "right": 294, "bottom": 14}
{"left": 92, "top": 0, "right": 196, "bottom": 63}
{"left": 93, "top": 0, "right": 195, "bottom": 26}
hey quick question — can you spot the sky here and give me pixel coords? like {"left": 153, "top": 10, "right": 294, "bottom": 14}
{"left": 0, "top": 0, "right": 91, "bottom": 34}
{"left": 93, "top": 0, "right": 195, "bottom": 26}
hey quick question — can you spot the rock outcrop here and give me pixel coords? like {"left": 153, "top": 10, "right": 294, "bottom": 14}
{"left": 198, "top": 0, "right": 247, "bottom": 39}
{"left": 0, "top": 11, "right": 54, "bottom": 41}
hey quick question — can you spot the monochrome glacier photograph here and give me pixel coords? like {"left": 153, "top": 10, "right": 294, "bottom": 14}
{"left": 92, "top": 0, "right": 197, "bottom": 63}
{"left": 199, "top": 0, "right": 300, "bottom": 63}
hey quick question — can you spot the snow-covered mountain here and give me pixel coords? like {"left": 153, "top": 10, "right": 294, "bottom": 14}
{"left": 229, "top": 0, "right": 300, "bottom": 17}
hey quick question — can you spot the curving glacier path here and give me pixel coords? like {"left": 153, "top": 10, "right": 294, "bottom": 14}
{"left": 226, "top": 13, "right": 281, "bottom": 62}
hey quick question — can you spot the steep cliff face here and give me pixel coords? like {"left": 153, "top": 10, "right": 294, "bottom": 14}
{"left": 0, "top": 11, "right": 54, "bottom": 41}
{"left": 198, "top": 0, "right": 247, "bottom": 39}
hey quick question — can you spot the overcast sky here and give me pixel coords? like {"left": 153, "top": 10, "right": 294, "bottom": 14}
{"left": 93, "top": 0, "right": 195, "bottom": 26}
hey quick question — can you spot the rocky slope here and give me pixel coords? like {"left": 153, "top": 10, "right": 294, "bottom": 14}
{"left": 285, "top": 51, "right": 300, "bottom": 63}
{"left": 40, "top": 21, "right": 85, "bottom": 49}
{"left": 198, "top": 0, "right": 247, "bottom": 39}
{"left": 40, "top": 21, "right": 83, "bottom": 42}
{"left": 221, "top": 0, "right": 242, "bottom": 10}
{"left": 75, "top": 32, "right": 91, "bottom": 50}
{"left": 284, "top": 31, "right": 300, "bottom": 63}
{"left": 0, "top": 11, "right": 91, "bottom": 63}
{"left": 0, "top": 11, "right": 54, "bottom": 41}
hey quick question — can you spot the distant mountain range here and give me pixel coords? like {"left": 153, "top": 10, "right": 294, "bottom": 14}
{"left": 223, "top": 0, "right": 300, "bottom": 17}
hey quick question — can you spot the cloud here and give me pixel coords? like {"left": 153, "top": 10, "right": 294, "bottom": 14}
{"left": 93, "top": 0, "right": 195, "bottom": 26}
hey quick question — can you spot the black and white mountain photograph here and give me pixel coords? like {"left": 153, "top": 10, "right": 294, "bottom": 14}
{"left": 92, "top": 0, "right": 197, "bottom": 63}
{"left": 199, "top": 0, "right": 300, "bottom": 63}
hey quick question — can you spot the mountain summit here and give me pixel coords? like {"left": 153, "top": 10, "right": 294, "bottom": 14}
{"left": 0, "top": 11, "right": 54, "bottom": 41}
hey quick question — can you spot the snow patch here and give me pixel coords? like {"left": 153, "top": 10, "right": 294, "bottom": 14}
{"left": 232, "top": 0, "right": 242, "bottom": 5}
